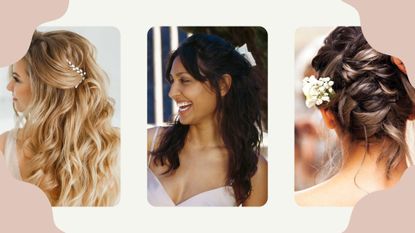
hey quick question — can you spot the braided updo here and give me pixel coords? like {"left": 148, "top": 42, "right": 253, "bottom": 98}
{"left": 312, "top": 27, "right": 414, "bottom": 178}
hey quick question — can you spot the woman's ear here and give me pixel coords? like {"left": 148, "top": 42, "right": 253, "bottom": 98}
{"left": 391, "top": 56, "right": 407, "bottom": 75}
{"left": 219, "top": 74, "right": 232, "bottom": 96}
{"left": 319, "top": 108, "right": 336, "bottom": 129}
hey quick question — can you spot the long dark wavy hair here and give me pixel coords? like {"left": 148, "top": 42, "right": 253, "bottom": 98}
{"left": 151, "top": 34, "right": 264, "bottom": 205}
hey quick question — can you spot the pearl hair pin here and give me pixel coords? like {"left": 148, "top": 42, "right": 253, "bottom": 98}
{"left": 66, "top": 60, "right": 86, "bottom": 88}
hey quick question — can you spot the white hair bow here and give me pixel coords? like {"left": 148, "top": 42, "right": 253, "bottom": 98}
{"left": 235, "top": 43, "right": 256, "bottom": 67}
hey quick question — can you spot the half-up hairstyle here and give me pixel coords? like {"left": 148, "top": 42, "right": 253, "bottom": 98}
{"left": 312, "top": 26, "right": 414, "bottom": 178}
{"left": 16, "top": 30, "right": 119, "bottom": 206}
{"left": 151, "top": 34, "right": 263, "bottom": 205}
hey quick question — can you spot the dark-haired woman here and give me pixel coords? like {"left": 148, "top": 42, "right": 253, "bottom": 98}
{"left": 295, "top": 27, "right": 415, "bottom": 206}
{"left": 147, "top": 34, "right": 267, "bottom": 206}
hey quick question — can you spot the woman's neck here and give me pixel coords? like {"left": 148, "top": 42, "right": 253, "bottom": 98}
{"left": 187, "top": 120, "right": 224, "bottom": 149}
{"left": 335, "top": 139, "right": 407, "bottom": 192}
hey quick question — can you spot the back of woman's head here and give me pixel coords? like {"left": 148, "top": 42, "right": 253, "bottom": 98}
{"left": 24, "top": 30, "right": 110, "bottom": 113}
{"left": 20, "top": 30, "right": 119, "bottom": 205}
{"left": 155, "top": 34, "right": 263, "bottom": 204}
{"left": 312, "top": 26, "right": 414, "bottom": 177}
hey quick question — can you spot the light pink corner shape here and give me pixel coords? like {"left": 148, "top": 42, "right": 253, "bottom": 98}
{"left": 0, "top": 155, "right": 63, "bottom": 233}
{"left": 344, "top": 166, "right": 415, "bottom": 233}
{"left": 344, "top": 0, "right": 415, "bottom": 87}
{"left": 0, "top": 0, "right": 69, "bottom": 67}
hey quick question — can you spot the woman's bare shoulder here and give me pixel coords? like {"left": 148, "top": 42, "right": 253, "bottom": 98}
{"left": 243, "top": 155, "right": 268, "bottom": 206}
{"left": 256, "top": 155, "right": 268, "bottom": 177}
{"left": 295, "top": 183, "right": 329, "bottom": 206}
{"left": 294, "top": 178, "right": 356, "bottom": 206}
{"left": 254, "top": 155, "right": 268, "bottom": 184}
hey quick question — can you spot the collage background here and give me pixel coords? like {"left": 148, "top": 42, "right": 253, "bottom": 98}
{"left": 1, "top": 0, "right": 401, "bottom": 232}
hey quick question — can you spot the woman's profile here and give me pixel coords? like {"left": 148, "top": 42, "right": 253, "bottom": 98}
{"left": 295, "top": 27, "right": 415, "bottom": 206}
{"left": 0, "top": 30, "right": 120, "bottom": 206}
{"left": 147, "top": 34, "right": 267, "bottom": 206}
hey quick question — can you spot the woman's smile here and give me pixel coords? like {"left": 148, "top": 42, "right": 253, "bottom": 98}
{"left": 168, "top": 57, "right": 217, "bottom": 125}
{"left": 177, "top": 101, "right": 192, "bottom": 114}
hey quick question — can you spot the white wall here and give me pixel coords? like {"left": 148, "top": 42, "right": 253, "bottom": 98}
{"left": 0, "top": 68, "right": 14, "bottom": 132}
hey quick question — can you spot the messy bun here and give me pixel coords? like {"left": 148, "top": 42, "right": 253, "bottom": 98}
{"left": 312, "top": 26, "right": 414, "bottom": 178}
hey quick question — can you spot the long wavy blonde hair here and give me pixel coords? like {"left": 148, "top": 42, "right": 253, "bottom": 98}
{"left": 14, "top": 30, "right": 119, "bottom": 206}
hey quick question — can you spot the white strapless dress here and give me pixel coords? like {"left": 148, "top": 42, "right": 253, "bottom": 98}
{"left": 147, "top": 127, "right": 237, "bottom": 206}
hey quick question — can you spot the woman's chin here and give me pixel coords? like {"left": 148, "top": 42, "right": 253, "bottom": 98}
{"left": 178, "top": 115, "right": 195, "bottom": 125}
{"left": 14, "top": 105, "right": 24, "bottom": 113}
{"left": 179, "top": 118, "right": 190, "bottom": 125}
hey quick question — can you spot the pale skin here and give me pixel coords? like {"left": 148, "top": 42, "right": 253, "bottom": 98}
{"left": 0, "top": 60, "right": 32, "bottom": 179}
{"left": 147, "top": 57, "right": 267, "bottom": 206}
{"left": 295, "top": 108, "right": 409, "bottom": 206}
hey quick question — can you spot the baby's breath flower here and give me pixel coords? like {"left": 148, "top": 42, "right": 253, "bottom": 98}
{"left": 302, "top": 75, "right": 335, "bottom": 108}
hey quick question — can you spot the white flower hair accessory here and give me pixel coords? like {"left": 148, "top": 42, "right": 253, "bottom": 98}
{"left": 66, "top": 60, "right": 86, "bottom": 88}
{"left": 235, "top": 43, "right": 256, "bottom": 67}
{"left": 302, "top": 75, "right": 335, "bottom": 108}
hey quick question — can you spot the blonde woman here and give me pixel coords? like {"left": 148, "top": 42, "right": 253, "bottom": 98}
{"left": 0, "top": 30, "right": 119, "bottom": 206}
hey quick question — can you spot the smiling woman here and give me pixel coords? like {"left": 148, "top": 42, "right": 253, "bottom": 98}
{"left": 168, "top": 57, "right": 218, "bottom": 126}
{"left": 147, "top": 33, "right": 268, "bottom": 207}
